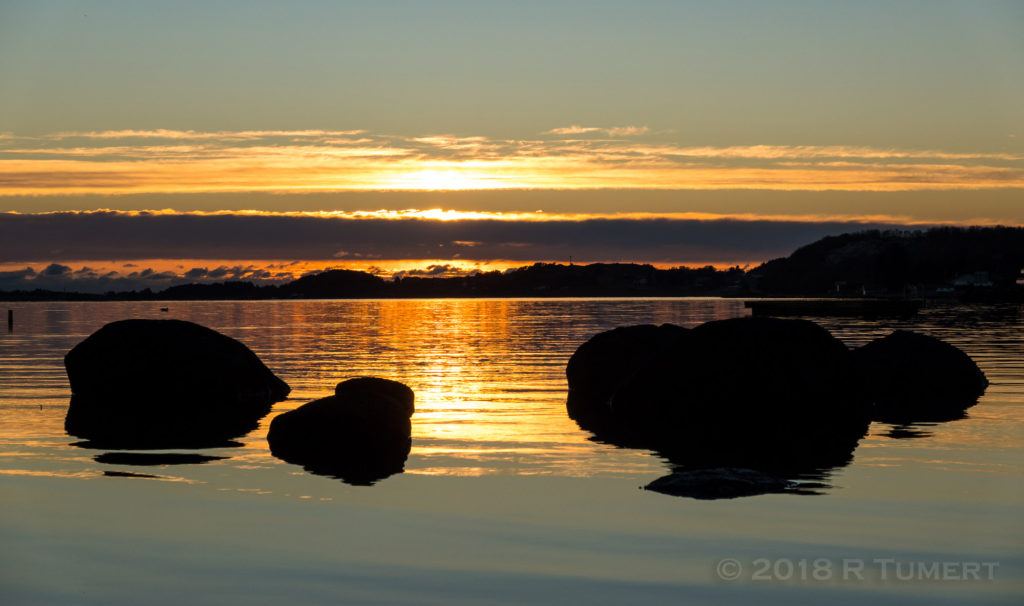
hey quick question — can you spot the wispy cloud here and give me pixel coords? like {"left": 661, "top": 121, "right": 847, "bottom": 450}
{"left": 48, "top": 129, "right": 368, "bottom": 140}
{"left": 543, "top": 125, "right": 650, "bottom": 136}
{"left": 1, "top": 129, "right": 1021, "bottom": 196}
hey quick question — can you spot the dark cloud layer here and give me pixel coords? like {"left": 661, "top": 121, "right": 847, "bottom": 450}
{"left": 0, "top": 262, "right": 291, "bottom": 294}
{"left": 0, "top": 211, "right": 929, "bottom": 265}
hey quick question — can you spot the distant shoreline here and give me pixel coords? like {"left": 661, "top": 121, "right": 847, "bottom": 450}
{"left": 4, "top": 226, "right": 1022, "bottom": 303}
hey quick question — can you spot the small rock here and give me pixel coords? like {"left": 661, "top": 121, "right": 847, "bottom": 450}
{"left": 853, "top": 330, "right": 988, "bottom": 423}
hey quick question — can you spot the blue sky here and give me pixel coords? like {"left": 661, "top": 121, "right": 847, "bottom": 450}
{"left": 3, "top": 1, "right": 1021, "bottom": 147}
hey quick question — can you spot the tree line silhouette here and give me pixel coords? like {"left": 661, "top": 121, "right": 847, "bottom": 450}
{"left": 3, "top": 226, "right": 1021, "bottom": 301}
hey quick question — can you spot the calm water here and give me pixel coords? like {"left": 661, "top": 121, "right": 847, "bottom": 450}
{"left": 1, "top": 299, "right": 1021, "bottom": 605}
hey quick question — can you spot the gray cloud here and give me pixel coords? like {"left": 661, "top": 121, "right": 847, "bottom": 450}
{"left": 392, "top": 264, "right": 473, "bottom": 280}
{"left": 0, "top": 267, "right": 36, "bottom": 282}
{"left": 41, "top": 263, "right": 72, "bottom": 276}
{"left": 0, "top": 265, "right": 173, "bottom": 293}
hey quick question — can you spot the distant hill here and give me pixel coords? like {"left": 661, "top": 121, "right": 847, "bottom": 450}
{"left": 0, "top": 263, "right": 747, "bottom": 301}
{"left": 752, "top": 226, "right": 1024, "bottom": 296}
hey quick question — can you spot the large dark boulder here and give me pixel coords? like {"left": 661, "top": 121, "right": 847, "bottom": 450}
{"left": 567, "top": 317, "right": 871, "bottom": 475}
{"left": 268, "top": 377, "right": 413, "bottom": 485}
{"left": 617, "top": 317, "right": 870, "bottom": 471}
{"left": 64, "top": 319, "right": 289, "bottom": 448}
{"left": 853, "top": 330, "right": 988, "bottom": 423}
{"left": 565, "top": 323, "right": 687, "bottom": 434}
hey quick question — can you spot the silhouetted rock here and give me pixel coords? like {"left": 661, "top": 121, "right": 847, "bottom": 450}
{"left": 64, "top": 319, "right": 289, "bottom": 448}
{"left": 565, "top": 323, "right": 687, "bottom": 435}
{"left": 268, "top": 377, "right": 414, "bottom": 485}
{"left": 335, "top": 376, "right": 415, "bottom": 417}
{"left": 853, "top": 330, "right": 988, "bottom": 423}
{"left": 567, "top": 317, "right": 871, "bottom": 476}
{"left": 643, "top": 467, "right": 796, "bottom": 499}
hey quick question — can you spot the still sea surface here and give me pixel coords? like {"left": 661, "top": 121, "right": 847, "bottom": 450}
{"left": 1, "top": 299, "right": 1021, "bottom": 605}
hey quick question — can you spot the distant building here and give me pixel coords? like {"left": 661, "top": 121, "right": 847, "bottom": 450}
{"left": 952, "top": 272, "right": 993, "bottom": 288}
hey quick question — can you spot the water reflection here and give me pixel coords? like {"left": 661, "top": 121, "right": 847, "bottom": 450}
{"left": 570, "top": 390, "right": 862, "bottom": 497}
{"left": 70, "top": 437, "right": 244, "bottom": 450}
{"left": 271, "top": 436, "right": 410, "bottom": 486}
{"left": 103, "top": 470, "right": 161, "bottom": 479}
{"left": 0, "top": 299, "right": 1019, "bottom": 495}
{"left": 882, "top": 424, "right": 935, "bottom": 440}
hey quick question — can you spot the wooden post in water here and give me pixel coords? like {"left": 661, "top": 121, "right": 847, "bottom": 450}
{"left": 7, "top": 309, "right": 12, "bottom": 332}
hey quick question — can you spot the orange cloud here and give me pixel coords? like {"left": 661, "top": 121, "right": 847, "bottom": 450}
{"left": 1, "top": 129, "right": 1021, "bottom": 195}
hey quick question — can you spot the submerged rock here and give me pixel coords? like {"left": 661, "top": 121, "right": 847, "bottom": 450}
{"left": 644, "top": 467, "right": 796, "bottom": 500}
{"left": 64, "top": 319, "right": 289, "bottom": 448}
{"left": 853, "top": 330, "right": 988, "bottom": 423}
{"left": 268, "top": 377, "right": 414, "bottom": 485}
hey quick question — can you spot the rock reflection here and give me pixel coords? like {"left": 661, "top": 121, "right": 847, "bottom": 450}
{"left": 882, "top": 424, "right": 935, "bottom": 440}
{"left": 271, "top": 435, "right": 411, "bottom": 486}
{"left": 572, "top": 397, "right": 858, "bottom": 498}
{"left": 94, "top": 452, "right": 228, "bottom": 466}
{"left": 643, "top": 467, "right": 829, "bottom": 500}
{"left": 102, "top": 470, "right": 161, "bottom": 479}
{"left": 70, "top": 435, "right": 244, "bottom": 450}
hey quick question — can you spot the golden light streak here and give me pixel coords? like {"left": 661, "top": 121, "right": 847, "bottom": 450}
{"left": 1, "top": 128, "right": 1022, "bottom": 195}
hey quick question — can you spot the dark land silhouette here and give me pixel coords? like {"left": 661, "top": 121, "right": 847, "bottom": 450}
{"left": 4, "top": 226, "right": 1022, "bottom": 301}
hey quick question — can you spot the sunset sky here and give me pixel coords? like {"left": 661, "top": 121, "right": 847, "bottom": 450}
{"left": 2, "top": 1, "right": 1022, "bottom": 292}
